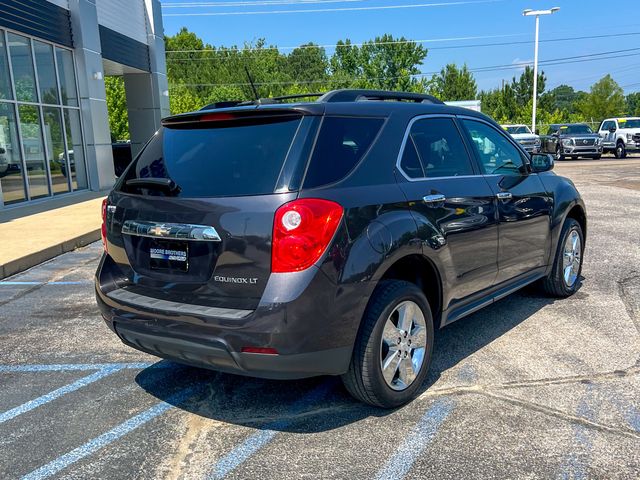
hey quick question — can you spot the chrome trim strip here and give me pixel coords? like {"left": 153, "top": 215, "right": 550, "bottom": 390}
{"left": 121, "top": 220, "right": 222, "bottom": 242}
{"left": 107, "top": 289, "right": 253, "bottom": 319}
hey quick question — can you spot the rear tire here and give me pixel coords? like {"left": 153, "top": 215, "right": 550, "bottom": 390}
{"left": 341, "top": 281, "right": 434, "bottom": 408}
{"left": 541, "top": 218, "right": 584, "bottom": 298}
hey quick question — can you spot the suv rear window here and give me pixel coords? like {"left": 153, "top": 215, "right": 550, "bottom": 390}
{"left": 303, "top": 116, "right": 384, "bottom": 189}
{"left": 119, "top": 116, "right": 302, "bottom": 197}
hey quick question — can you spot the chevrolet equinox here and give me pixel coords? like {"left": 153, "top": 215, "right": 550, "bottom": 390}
{"left": 96, "top": 90, "right": 586, "bottom": 408}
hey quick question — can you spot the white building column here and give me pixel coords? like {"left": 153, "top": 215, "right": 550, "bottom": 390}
{"left": 68, "top": 0, "right": 115, "bottom": 191}
{"left": 124, "top": 0, "right": 170, "bottom": 157}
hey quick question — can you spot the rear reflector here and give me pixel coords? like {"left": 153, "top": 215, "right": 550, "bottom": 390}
{"left": 101, "top": 198, "right": 108, "bottom": 253}
{"left": 241, "top": 347, "right": 279, "bottom": 355}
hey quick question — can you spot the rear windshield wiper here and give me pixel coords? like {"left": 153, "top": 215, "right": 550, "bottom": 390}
{"left": 125, "top": 177, "right": 181, "bottom": 195}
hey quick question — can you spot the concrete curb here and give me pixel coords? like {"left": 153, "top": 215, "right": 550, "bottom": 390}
{"left": 0, "top": 229, "right": 101, "bottom": 280}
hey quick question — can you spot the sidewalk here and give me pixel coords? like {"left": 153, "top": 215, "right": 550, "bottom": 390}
{"left": 0, "top": 193, "right": 105, "bottom": 279}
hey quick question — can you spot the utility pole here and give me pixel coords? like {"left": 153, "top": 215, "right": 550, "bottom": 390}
{"left": 523, "top": 7, "right": 560, "bottom": 132}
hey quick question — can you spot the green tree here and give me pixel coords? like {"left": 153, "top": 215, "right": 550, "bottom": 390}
{"left": 626, "top": 92, "right": 640, "bottom": 116}
{"left": 577, "top": 74, "right": 626, "bottom": 121}
{"left": 285, "top": 43, "right": 328, "bottom": 84}
{"left": 330, "top": 34, "right": 428, "bottom": 91}
{"left": 428, "top": 63, "right": 477, "bottom": 101}
{"left": 105, "top": 76, "right": 129, "bottom": 140}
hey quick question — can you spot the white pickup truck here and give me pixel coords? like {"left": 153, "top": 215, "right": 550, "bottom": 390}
{"left": 598, "top": 117, "right": 640, "bottom": 158}
{"left": 501, "top": 124, "right": 541, "bottom": 153}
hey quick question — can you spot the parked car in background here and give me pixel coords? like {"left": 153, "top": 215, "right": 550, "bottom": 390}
{"left": 57, "top": 140, "right": 133, "bottom": 178}
{"left": 502, "top": 124, "right": 541, "bottom": 153}
{"left": 598, "top": 117, "right": 640, "bottom": 158}
{"left": 0, "top": 146, "right": 8, "bottom": 177}
{"left": 96, "top": 89, "right": 587, "bottom": 408}
{"left": 541, "top": 124, "right": 602, "bottom": 160}
{"left": 111, "top": 141, "right": 132, "bottom": 177}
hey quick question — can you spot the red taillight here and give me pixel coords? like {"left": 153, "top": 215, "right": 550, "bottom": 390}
{"left": 241, "top": 347, "right": 279, "bottom": 355}
{"left": 101, "top": 198, "right": 108, "bottom": 253}
{"left": 272, "top": 198, "right": 343, "bottom": 273}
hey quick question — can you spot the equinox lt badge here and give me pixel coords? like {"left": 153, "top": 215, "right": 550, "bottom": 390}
{"left": 214, "top": 276, "right": 258, "bottom": 285}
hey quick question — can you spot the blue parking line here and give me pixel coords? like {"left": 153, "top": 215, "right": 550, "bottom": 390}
{"left": 0, "top": 366, "right": 124, "bottom": 425}
{"left": 208, "top": 380, "right": 336, "bottom": 479}
{"left": 373, "top": 397, "right": 454, "bottom": 480}
{"left": 21, "top": 383, "right": 204, "bottom": 480}
{"left": 0, "top": 362, "right": 154, "bottom": 373}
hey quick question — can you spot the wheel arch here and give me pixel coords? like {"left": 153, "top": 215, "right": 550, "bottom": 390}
{"left": 376, "top": 254, "right": 443, "bottom": 328}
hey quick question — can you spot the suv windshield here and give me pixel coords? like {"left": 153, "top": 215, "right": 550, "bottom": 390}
{"left": 118, "top": 116, "right": 302, "bottom": 197}
{"left": 504, "top": 126, "right": 532, "bottom": 134}
{"left": 558, "top": 125, "right": 593, "bottom": 135}
{"left": 619, "top": 119, "right": 640, "bottom": 129}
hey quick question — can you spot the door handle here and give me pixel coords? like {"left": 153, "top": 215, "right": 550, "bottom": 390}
{"left": 496, "top": 192, "right": 513, "bottom": 201}
{"left": 423, "top": 194, "right": 446, "bottom": 205}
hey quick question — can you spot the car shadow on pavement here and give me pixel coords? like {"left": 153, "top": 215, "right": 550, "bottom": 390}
{"left": 135, "top": 285, "right": 562, "bottom": 433}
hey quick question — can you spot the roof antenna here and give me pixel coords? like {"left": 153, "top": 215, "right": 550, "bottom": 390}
{"left": 244, "top": 66, "right": 260, "bottom": 102}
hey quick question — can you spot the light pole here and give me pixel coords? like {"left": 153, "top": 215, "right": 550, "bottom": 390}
{"left": 523, "top": 7, "right": 560, "bottom": 133}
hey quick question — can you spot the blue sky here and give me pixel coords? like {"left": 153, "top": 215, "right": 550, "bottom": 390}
{"left": 160, "top": 0, "right": 640, "bottom": 94}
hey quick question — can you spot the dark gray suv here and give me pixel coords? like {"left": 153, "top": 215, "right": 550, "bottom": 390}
{"left": 96, "top": 90, "right": 586, "bottom": 408}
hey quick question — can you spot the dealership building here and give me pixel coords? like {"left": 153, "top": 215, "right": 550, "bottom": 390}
{"left": 0, "top": 0, "right": 169, "bottom": 210}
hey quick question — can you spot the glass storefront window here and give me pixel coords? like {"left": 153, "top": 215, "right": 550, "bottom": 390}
{"left": 43, "top": 107, "right": 69, "bottom": 195}
{"left": 18, "top": 104, "right": 49, "bottom": 199}
{"left": 8, "top": 33, "right": 37, "bottom": 103}
{"left": 63, "top": 109, "right": 87, "bottom": 190}
{"left": 34, "top": 41, "right": 60, "bottom": 105}
{"left": 0, "top": 33, "right": 13, "bottom": 101}
{"left": 56, "top": 48, "right": 78, "bottom": 107}
{"left": 0, "top": 102, "right": 26, "bottom": 204}
{"left": 0, "top": 29, "right": 86, "bottom": 208}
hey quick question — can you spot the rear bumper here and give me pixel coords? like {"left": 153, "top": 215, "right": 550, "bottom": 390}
{"left": 96, "top": 255, "right": 359, "bottom": 379}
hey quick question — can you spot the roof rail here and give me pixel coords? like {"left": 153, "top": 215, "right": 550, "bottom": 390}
{"left": 318, "top": 89, "right": 444, "bottom": 105}
{"left": 199, "top": 93, "right": 325, "bottom": 111}
{"left": 198, "top": 89, "right": 443, "bottom": 111}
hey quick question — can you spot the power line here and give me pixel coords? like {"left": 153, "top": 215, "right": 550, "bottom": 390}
{"left": 162, "top": 0, "right": 505, "bottom": 16}
{"left": 163, "top": 0, "right": 366, "bottom": 7}
{"left": 164, "top": 31, "right": 640, "bottom": 55}
{"left": 167, "top": 50, "right": 640, "bottom": 88}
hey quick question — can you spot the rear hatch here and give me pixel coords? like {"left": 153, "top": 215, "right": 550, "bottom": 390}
{"left": 103, "top": 108, "right": 320, "bottom": 310}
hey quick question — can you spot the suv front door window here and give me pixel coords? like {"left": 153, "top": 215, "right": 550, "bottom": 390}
{"left": 461, "top": 118, "right": 552, "bottom": 283}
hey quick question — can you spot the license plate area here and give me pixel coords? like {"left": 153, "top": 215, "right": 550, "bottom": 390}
{"left": 149, "top": 240, "right": 189, "bottom": 272}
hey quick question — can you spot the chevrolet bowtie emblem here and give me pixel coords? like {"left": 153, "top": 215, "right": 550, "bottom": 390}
{"left": 149, "top": 225, "right": 171, "bottom": 236}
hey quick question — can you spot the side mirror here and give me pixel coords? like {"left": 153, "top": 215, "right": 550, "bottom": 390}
{"left": 530, "top": 153, "right": 554, "bottom": 173}
{"left": 608, "top": 126, "right": 616, "bottom": 133}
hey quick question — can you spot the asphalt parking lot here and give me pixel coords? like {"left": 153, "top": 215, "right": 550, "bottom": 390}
{"left": 1, "top": 155, "right": 639, "bottom": 480}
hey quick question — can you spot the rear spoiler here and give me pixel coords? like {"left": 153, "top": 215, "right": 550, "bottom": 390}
{"left": 162, "top": 104, "right": 325, "bottom": 127}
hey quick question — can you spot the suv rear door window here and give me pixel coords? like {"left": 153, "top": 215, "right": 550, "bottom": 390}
{"left": 119, "top": 116, "right": 302, "bottom": 197}
{"left": 303, "top": 116, "right": 383, "bottom": 189}
{"left": 400, "top": 117, "right": 474, "bottom": 178}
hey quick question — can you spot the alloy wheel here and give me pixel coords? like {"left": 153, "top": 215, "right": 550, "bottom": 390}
{"left": 562, "top": 229, "right": 582, "bottom": 287}
{"left": 380, "top": 300, "right": 427, "bottom": 391}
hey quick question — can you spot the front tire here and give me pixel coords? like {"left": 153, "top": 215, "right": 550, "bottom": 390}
{"left": 541, "top": 218, "right": 584, "bottom": 298}
{"left": 615, "top": 141, "right": 627, "bottom": 159}
{"left": 341, "top": 281, "right": 434, "bottom": 408}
